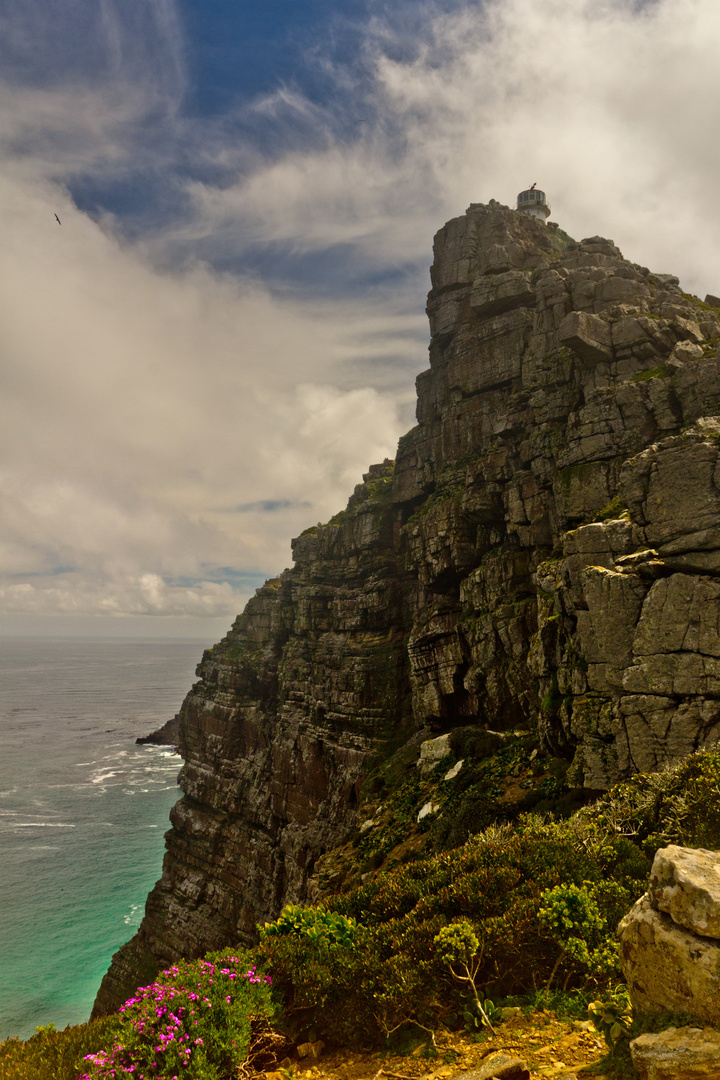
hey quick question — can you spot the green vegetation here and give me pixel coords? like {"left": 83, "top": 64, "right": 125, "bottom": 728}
{"left": 0, "top": 1019, "right": 118, "bottom": 1080}
{"left": 254, "top": 748, "right": 720, "bottom": 1051}
{"left": 629, "top": 364, "right": 669, "bottom": 382}
{"left": 258, "top": 814, "right": 648, "bottom": 1046}
{"left": 81, "top": 951, "right": 273, "bottom": 1080}
{"left": 434, "top": 921, "right": 499, "bottom": 1033}
{"left": 0, "top": 952, "right": 274, "bottom": 1080}
{"left": 3, "top": 749, "right": 720, "bottom": 1077}
{"left": 682, "top": 291, "right": 720, "bottom": 312}
{"left": 260, "top": 904, "right": 357, "bottom": 948}
{"left": 592, "top": 494, "right": 628, "bottom": 522}
{"left": 580, "top": 747, "right": 720, "bottom": 851}
{"left": 538, "top": 883, "right": 617, "bottom": 989}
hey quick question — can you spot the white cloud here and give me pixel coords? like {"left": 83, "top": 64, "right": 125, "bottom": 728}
{"left": 0, "top": 171, "right": 413, "bottom": 622}
{"left": 181, "top": 0, "right": 720, "bottom": 294}
{"left": 0, "top": 574, "right": 237, "bottom": 618}
{"left": 365, "top": 0, "right": 720, "bottom": 294}
{"left": 3, "top": 0, "right": 720, "bottom": 633}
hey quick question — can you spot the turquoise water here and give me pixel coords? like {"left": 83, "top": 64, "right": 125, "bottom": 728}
{"left": 0, "top": 637, "right": 207, "bottom": 1041}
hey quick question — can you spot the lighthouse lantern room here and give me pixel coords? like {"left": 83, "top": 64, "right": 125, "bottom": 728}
{"left": 516, "top": 186, "right": 551, "bottom": 222}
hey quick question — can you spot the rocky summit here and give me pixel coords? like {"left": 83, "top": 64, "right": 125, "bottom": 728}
{"left": 93, "top": 200, "right": 720, "bottom": 1015}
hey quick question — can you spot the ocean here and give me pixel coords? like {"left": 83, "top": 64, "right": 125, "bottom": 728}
{"left": 0, "top": 637, "right": 208, "bottom": 1041}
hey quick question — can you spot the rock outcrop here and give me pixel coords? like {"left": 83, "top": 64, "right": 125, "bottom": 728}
{"left": 94, "top": 201, "right": 720, "bottom": 1015}
{"left": 618, "top": 845, "right": 720, "bottom": 1025}
{"left": 630, "top": 1027, "right": 720, "bottom": 1080}
{"left": 136, "top": 714, "right": 180, "bottom": 747}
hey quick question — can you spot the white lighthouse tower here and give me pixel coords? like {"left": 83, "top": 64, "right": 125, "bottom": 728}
{"left": 516, "top": 185, "right": 551, "bottom": 222}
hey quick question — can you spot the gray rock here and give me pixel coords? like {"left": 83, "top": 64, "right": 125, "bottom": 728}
{"left": 618, "top": 894, "right": 720, "bottom": 1024}
{"left": 454, "top": 1056, "right": 529, "bottom": 1080}
{"left": 558, "top": 311, "right": 613, "bottom": 364}
{"left": 630, "top": 1026, "right": 720, "bottom": 1080}
{"left": 418, "top": 733, "right": 452, "bottom": 774}
{"left": 649, "top": 845, "right": 720, "bottom": 939}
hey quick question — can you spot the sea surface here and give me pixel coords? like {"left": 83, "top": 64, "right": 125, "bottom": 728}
{"left": 0, "top": 637, "right": 208, "bottom": 1041}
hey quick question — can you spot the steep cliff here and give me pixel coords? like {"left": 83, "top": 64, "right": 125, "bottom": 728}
{"left": 93, "top": 200, "right": 720, "bottom": 1015}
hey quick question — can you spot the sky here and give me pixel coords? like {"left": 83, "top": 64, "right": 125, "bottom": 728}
{"left": 2, "top": 0, "right": 720, "bottom": 640}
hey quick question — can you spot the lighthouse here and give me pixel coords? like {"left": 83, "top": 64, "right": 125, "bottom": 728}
{"left": 516, "top": 185, "right": 551, "bottom": 222}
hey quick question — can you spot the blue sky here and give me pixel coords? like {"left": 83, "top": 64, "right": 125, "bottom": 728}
{"left": 2, "top": 0, "right": 720, "bottom": 637}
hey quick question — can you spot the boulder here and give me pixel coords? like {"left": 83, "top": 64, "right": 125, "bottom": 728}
{"left": 618, "top": 894, "right": 720, "bottom": 1025}
{"left": 649, "top": 845, "right": 720, "bottom": 939}
{"left": 558, "top": 310, "right": 613, "bottom": 364}
{"left": 454, "top": 1056, "right": 529, "bottom": 1080}
{"left": 630, "top": 1026, "right": 720, "bottom": 1080}
{"left": 418, "top": 733, "right": 452, "bottom": 774}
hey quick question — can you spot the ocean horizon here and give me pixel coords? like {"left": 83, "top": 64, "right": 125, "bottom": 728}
{"left": 0, "top": 636, "right": 209, "bottom": 1041}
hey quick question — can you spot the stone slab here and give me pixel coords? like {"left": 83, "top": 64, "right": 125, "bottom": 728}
{"left": 630, "top": 1026, "right": 720, "bottom": 1080}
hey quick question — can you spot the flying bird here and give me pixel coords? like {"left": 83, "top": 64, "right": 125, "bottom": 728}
{"left": 54, "top": 213, "right": 61, "bottom": 225}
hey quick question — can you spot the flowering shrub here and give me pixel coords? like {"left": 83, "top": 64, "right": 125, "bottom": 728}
{"left": 80, "top": 949, "right": 274, "bottom": 1080}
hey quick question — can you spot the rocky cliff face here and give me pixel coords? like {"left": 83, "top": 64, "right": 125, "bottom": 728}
{"left": 93, "top": 200, "right": 720, "bottom": 1015}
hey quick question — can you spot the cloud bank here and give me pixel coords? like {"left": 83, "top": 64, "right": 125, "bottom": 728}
{"left": 2, "top": 0, "right": 720, "bottom": 633}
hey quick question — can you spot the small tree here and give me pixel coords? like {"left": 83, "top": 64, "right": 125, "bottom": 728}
{"left": 433, "top": 921, "right": 497, "bottom": 1034}
{"left": 537, "top": 882, "right": 616, "bottom": 991}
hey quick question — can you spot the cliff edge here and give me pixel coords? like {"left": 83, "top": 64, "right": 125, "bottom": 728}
{"left": 93, "top": 200, "right": 720, "bottom": 1015}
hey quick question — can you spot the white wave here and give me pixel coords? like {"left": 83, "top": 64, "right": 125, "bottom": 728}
{"left": 91, "top": 770, "right": 119, "bottom": 784}
{"left": 123, "top": 904, "right": 141, "bottom": 926}
{"left": 15, "top": 822, "right": 76, "bottom": 827}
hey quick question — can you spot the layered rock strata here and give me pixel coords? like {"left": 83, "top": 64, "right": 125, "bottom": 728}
{"left": 94, "top": 201, "right": 720, "bottom": 1014}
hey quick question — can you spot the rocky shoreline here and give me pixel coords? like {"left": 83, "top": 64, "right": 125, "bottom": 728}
{"left": 135, "top": 714, "right": 180, "bottom": 749}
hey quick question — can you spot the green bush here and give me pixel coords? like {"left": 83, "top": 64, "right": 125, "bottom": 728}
{"left": 260, "top": 904, "right": 357, "bottom": 947}
{"left": 433, "top": 921, "right": 499, "bottom": 1034}
{"left": 579, "top": 748, "right": 720, "bottom": 852}
{"left": 258, "top": 816, "right": 648, "bottom": 1047}
{"left": 0, "top": 1018, "right": 119, "bottom": 1080}
{"left": 538, "top": 883, "right": 619, "bottom": 988}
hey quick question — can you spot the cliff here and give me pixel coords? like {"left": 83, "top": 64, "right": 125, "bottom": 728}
{"left": 93, "top": 200, "right": 720, "bottom": 1015}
